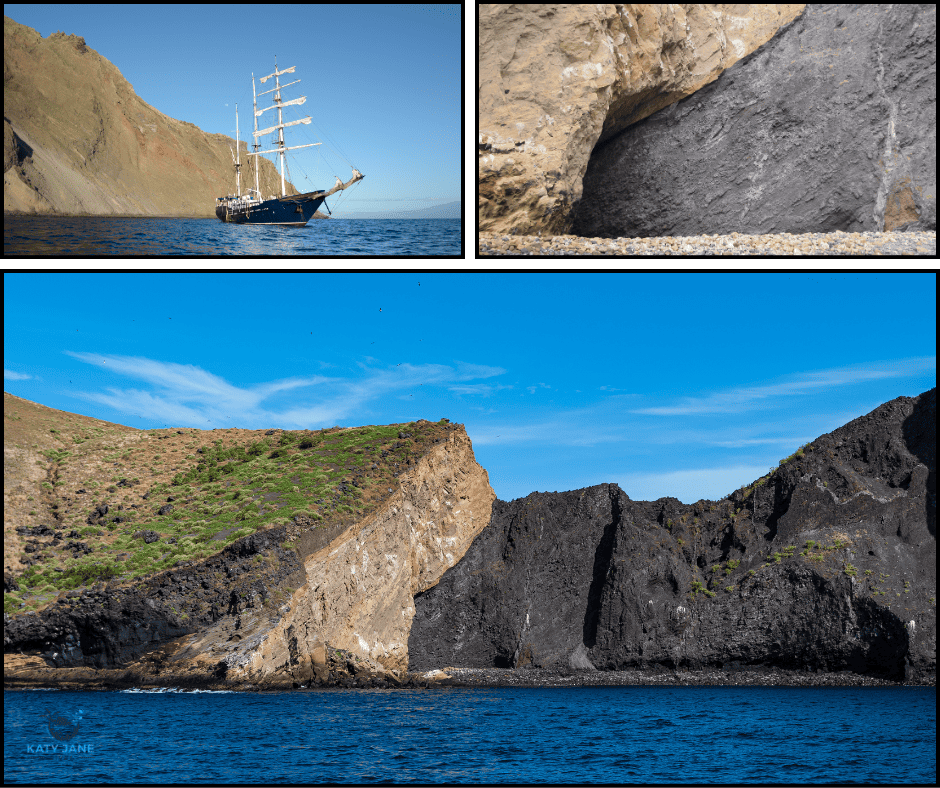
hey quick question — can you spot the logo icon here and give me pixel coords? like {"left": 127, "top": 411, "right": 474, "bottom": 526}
{"left": 42, "top": 709, "right": 83, "bottom": 742}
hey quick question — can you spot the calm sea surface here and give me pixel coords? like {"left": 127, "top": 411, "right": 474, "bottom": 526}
{"left": 3, "top": 216, "right": 462, "bottom": 256}
{"left": 4, "top": 686, "right": 935, "bottom": 783}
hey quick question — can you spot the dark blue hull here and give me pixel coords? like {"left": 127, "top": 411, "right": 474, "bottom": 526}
{"left": 215, "top": 192, "right": 326, "bottom": 226}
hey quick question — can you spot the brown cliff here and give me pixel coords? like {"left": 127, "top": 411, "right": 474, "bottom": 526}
{"left": 3, "top": 16, "right": 296, "bottom": 217}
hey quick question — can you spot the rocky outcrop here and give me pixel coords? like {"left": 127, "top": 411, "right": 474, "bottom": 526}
{"left": 573, "top": 4, "right": 937, "bottom": 238}
{"left": 3, "top": 16, "right": 294, "bottom": 216}
{"left": 478, "top": 3, "right": 805, "bottom": 236}
{"left": 219, "top": 428, "right": 495, "bottom": 684}
{"left": 410, "top": 389, "right": 936, "bottom": 683}
{"left": 4, "top": 426, "right": 495, "bottom": 687}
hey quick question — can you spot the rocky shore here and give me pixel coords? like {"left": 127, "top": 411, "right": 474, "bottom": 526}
{"left": 5, "top": 653, "right": 932, "bottom": 691}
{"left": 478, "top": 230, "right": 937, "bottom": 257}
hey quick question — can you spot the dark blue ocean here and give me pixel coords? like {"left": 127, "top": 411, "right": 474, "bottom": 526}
{"left": 4, "top": 686, "right": 935, "bottom": 783}
{"left": 3, "top": 216, "right": 462, "bottom": 256}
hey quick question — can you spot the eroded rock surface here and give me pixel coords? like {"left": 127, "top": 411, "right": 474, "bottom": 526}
{"left": 478, "top": 3, "right": 804, "bottom": 236}
{"left": 225, "top": 428, "right": 495, "bottom": 683}
{"left": 573, "top": 4, "right": 937, "bottom": 238}
{"left": 4, "top": 425, "right": 495, "bottom": 688}
{"left": 410, "top": 389, "right": 936, "bottom": 683}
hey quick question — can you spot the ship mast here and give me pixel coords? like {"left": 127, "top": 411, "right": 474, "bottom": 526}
{"left": 235, "top": 104, "right": 241, "bottom": 197}
{"left": 251, "top": 73, "right": 260, "bottom": 199}
{"left": 249, "top": 57, "right": 319, "bottom": 198}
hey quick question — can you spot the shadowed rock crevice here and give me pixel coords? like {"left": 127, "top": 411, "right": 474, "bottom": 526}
{"left": 582, "top": 487, "right": 621, "bottom": 650}
{"left": 478, "top": 4, "right": 805, "bottom": 235}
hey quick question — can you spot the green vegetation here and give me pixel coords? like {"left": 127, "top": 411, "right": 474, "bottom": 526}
{"left": 5, "top": 405, "right": 456, "bottom": 611}
{"left": 690, "top": 579, "right": 716, "bottom": 600}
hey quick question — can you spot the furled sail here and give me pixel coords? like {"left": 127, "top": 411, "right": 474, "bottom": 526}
{"left": 259, "top": 65, "right": 295, "bottom": 84}
{"left": 254, "top": 116, "right": 313, "bottom": 138}
{"left": 255, "top": 95, "right": 307, "bottom": 116}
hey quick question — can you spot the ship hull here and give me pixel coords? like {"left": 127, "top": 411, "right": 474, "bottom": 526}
{"left": 215, "top": 192, "right": 326, "bottom": 226}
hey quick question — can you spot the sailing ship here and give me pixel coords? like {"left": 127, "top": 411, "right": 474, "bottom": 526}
{"left": 215, "top": 59, "right": 363, "bottom": 226}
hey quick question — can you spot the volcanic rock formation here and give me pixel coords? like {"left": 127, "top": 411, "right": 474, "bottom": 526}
{"left": 573, "top": 4, "right": 937, "bottom": 238}
{"left": 478, "top": 3, "right": 805, "bottom": 236}
{"left": 3, "top": 16, "right": 294, "bottom": 216}
{"left": 410, "top": 389, "right": 936, "bottom": 683}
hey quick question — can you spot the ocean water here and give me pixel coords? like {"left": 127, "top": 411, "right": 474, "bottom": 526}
{"left": 3, "top": 216, "right": 462, "bottom": 256}
{"left": 4, "top": 686, "right": 935, "bottom": 783}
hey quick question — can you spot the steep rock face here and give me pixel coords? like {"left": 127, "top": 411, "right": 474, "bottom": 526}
{"left": 573, "top": 4, "right": 937, "bottom": 238}
{"left": 3, "top": 16, "right": 292, "bottom": 216}
{"left": 409, "top": 486, "right": 620, "bottom": 670}
{"left": 478, "top": 3, "right": 804, "bottom": 236}
{"left": 410, "top": 389, "right": 936, "bottom": 682}
{"left": 187, "top": 427, "right": 495, "bottom": 683}
{"left": 4, "top": 426, "right": 495, "bottom": 685}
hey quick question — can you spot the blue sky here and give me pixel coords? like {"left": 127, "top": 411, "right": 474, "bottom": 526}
{"left": 3, "top": 4, "right": 461, "bottom": 217}
{"left": 4, "top": 273, "right": 936, "bottom": 504}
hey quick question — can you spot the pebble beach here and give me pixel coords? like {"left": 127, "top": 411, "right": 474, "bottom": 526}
{"left": 479, "top": 230, "right": 936, "bottom": 257}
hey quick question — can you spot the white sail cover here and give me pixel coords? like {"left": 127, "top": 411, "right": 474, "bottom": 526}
{"left": 255, "top": 95, "right": 307, "bottom": 117}
{"left": 254, "top": 116, "right": 313, "bottom": 138}
{"left": 259, "top": 65, "right": 295, "bottom": 84}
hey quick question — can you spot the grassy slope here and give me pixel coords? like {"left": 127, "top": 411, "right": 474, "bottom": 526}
{"left": 4, "top": 392, "right": 455, "bottom": 615}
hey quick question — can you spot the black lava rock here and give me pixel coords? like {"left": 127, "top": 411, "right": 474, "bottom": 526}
{"left": 573, "top": 5, "right": 936, "bottom": 237}
{"left": 410, "top": 389, "right": 936, "bottom": 683}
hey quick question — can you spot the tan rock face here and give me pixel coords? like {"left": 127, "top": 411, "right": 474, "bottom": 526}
{"left": 231, "top": 427, "right": 495, "bottom": 680}
{"left": 478, "top": 3, "right": 805, "bottom": 236}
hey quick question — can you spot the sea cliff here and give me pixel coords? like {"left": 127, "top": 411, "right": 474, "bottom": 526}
{"left": 3, "top": 390, "right": 936, "bottom": 689}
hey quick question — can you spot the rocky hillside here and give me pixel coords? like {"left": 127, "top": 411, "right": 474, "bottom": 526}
{"left": 5, "top": 389, "right": 935, "bottom": 688}
{"left": 410, "top": 389, "right": 936, "bottom": 683}
{"left": 3, "top": 16, "right": 297, "bottom": 217}
{"left": 4, "top": 391, "right": 493, "bottom": 688}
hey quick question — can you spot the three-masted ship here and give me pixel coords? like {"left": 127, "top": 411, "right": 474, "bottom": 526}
{"left": 215, "top": 59, "right": 363, "bottom": 226}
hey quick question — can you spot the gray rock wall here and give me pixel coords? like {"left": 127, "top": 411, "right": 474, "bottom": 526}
{"left": 572, "top": 4, "right": 937, "bottom": 238}
{"left": 410, "top": 389, "right": 936, "bottom": 682}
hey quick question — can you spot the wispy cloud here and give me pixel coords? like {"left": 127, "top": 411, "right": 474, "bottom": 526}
{"left": 630, "top": 358, "right": 935, "bottom": 416}
{"left": 64, "top": 352, "right": 505, "bottom": 428}
{"left": 4, "top": 369, "right": 32, "bottom": 381}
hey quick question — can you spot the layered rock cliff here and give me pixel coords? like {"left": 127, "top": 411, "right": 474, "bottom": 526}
{"left": 212, "top": 427, "right": 494, "bottom": 684}
{"left": 3, "top": 16, "right": 294, "bottom": 216}
{"left": 478, "top": 4, "right": 805, "bottom": 235}
{"left": 410, "top": 389, "right": 936, "bottom": 683}
{"left": 573, "top": 4, "right": 937, "bottom": 237}
{"left": 4, "top": 415, "right": 494, "bottom": 689}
